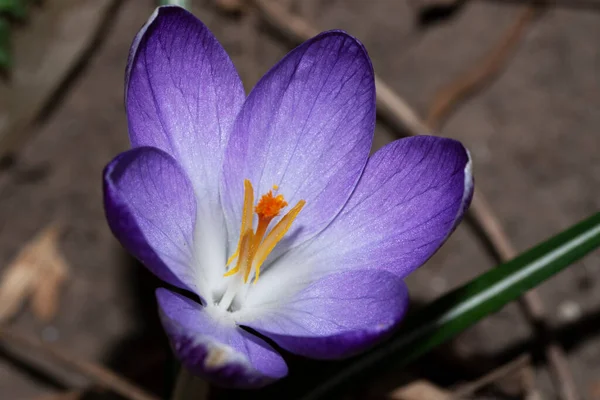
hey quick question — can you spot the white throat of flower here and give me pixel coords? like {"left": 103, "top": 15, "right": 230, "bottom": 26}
{"left": 217, "top": 180, "right": 305, "bottom": 312}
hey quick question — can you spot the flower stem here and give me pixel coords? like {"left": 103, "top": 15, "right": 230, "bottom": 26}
{"left": 158, "top": 0, "right": 188, "bottom": 8}
{"left": 170, "top": 366, "right": 209, "bottom": 400}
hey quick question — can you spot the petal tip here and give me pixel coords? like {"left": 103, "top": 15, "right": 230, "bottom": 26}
{"left": 314, "top": 29, "right": 374, "bottom": 76}
{"left": 157, "top": 289, "right": 288, "bottom": 389}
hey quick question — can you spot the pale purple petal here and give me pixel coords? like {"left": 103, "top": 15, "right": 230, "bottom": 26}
{"left": 126, "top": 6, "right": 245, "bottom": 203}
{"left": 281, "top": 136, "right": 473, "bottom": 279}
{"left": 103, "top": 147, "right": 198, "bottom": 293}
{"left": 221, "top": 30, "right": 375, "bottom": 257}
{"left": 157, "top": 289, "right": 288, "bottom": 388}
{"left": 240, "top": 270, "right": 408, "bottom": 359}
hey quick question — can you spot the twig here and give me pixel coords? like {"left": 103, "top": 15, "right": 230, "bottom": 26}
{"left": 0, "top": 0, "right": 123, "bottom": 188}
{"left": 425, "top": 4, "right": 579, "bottom": 399}
{"left": 254, "top": 0, "right": 317, "bottom": 39}
{"left": 450, "top": 354, "right": 530, "bottom": 399}
{"left": 0, "top": 327, "right": 160, "bottom": 400}
{"left": 249, "top": 1, "right": 579, "bottom": 399}
{"left": 483, "top": 0, "right": 600, "bottom": 12}
{"left": 425, "top": 6, "right": 541, "bottom": 130}
{"left": 253, "top": 0, "right": 431, "bottom": 135}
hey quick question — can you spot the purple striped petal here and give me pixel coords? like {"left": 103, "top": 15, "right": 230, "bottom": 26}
{"left": 103, "top": 147, "right": 198, "bottom": 293}
{"left": 221, "top": 30, "right": 375, "bottom": 256}
{"left": 126, "top": 6, "right": 245, "bottom": 204}
{"left": 280, "top": 136, "right": 473, "bottom": 279}
{"left": 157, "top": 289, "right": 288, "bottom": 388}
{"left": 240, "top": 270, "right": 408, "bottom": 359}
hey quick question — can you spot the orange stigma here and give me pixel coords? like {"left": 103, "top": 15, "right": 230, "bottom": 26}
{"left": 224, "top": 180, "right": 305, "bottom": 284}
{"left": 255, "top": 190, "right": 287, "bottom": 219}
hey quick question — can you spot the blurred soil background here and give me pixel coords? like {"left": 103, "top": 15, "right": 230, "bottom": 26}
{"left": 0, "top": 0, "right": 600, "bottom": 399}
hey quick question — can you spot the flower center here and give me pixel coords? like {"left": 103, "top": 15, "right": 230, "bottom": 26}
{"left": 223, "top": 179, "right": 305, "bottom": 285}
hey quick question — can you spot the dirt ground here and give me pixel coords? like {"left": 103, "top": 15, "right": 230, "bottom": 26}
{"left": 1, "top": 0, "right": 600, "bottom": 398}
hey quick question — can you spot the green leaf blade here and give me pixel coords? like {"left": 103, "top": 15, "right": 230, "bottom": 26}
{"left": 0, "top": 0, "right": 28, "bottom": 19}
{"left": 0, "top": 18, "right": 10, "bottom": 70}
{"left": 305, "top": 212, "right": 600, "bottom": 399}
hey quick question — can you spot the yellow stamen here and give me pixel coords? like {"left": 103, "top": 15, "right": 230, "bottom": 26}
{"left": 240, "top": 229, "right": 255, "bottom": 283}
{"left": 223, "top": 228, "right": 253, "bottom": 279}
{"left": 252, "top": 200, "right": 305, "bottom": 283}
{"left": 224, "top": 180, "right": 304, "bottom": 284}
{"left": 225, "top": 180, "right": 254, "bottom": 266}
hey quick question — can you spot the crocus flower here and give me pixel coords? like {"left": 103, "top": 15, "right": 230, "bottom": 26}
{"left": 103, "top": 5, "right": 473, "bottom": 389}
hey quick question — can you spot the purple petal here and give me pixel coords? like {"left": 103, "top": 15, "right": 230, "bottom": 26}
{"left": 103, "top": 147, "right": 198, "bottom": 293}
{"left": 241, "top": 270, "right": 408, "bottom": 359}
{"left": 221, "top": 30, "right": 375, "bottom": 255}
{"left": 126, "top": 6, "right": 245, "bottom": 203}
{"left": 157, "top": 289, "right": 288, "bottom": 388}
{"left": 282, "top": 136, "right": 473, "bottom": 278}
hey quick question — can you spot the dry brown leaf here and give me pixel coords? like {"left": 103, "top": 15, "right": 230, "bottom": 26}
{"left": 30, "top": 242, "right": 69, "bottom": 322}
{"left": 215, "top": 0, "right": 247, "bottom": 14}
{"left": 0, "top": 222, "right": 69, "bottom": 323}
{"left": 0, "top": 251, "right": 38, "bottom": 321}
{"left": 33, "top": 390, "right": 82, "bottom": 400}
{"left": 590, "top": 379, "right": 600, "bottom": 400}
{"left": 389, "top": 380, "right": 451, "bottom": 400}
